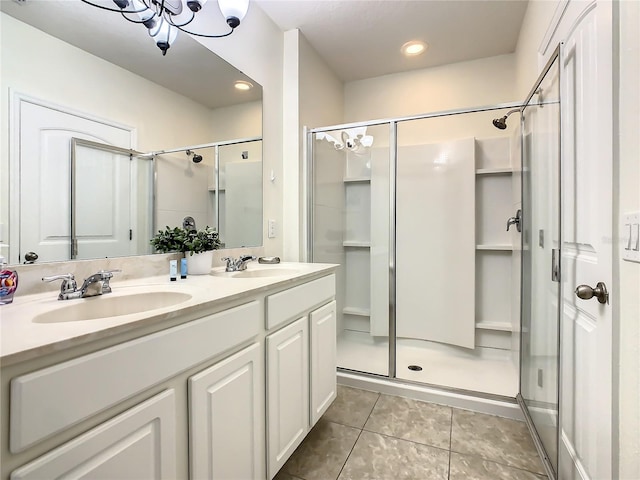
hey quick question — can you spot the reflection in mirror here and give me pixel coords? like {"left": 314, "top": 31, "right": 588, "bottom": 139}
{"left": 72, "top": 139, "right": 154, "bottom": 260}
{"left": 216, "top": 140, "right": 263, "bottom": 248}
{"left": 152, "top": 137, "right": 262, "bottom": 249}
{"left": 0, "top": 0, "right": 263, "bottom": 265}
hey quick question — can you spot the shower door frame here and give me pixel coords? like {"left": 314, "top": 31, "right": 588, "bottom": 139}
{"left": 306, "top": 101, "right": 522, "bottom": 398}
{"left": 516, "top": 44, "right": 563, "bottom": 480}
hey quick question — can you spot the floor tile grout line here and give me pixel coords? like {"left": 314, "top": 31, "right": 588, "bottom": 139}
{"left": 332, "top": 389, "right": 380, "bottom": 480}
{"left": 448, "top": 448, "right": 548, "bottom": 477}
{"left": 359, "top": 425, "right": 451, "bottom": 452}
{"left": 356, "top": 429, "right": 453, "bottom": 456}
{"left": 335, "top": 427, "right": 365, "bottom": 480}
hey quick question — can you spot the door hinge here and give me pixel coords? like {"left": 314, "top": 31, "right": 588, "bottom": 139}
{"left": 129, "top": 229, "right": 133, "bottom": 241}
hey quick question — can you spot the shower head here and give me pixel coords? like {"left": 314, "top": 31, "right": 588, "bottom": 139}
{"left": 492, "top": 116, "right": 508, "bottom": 130}
{"left": 492, "top": 108, "right": 521, "bottom": 130}
{"left": 186, "top": 150, "right": 203, "bottom": 163}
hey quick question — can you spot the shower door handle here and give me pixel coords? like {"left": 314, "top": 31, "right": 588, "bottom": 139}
{"left": 575, "top": 282, "right": 609, "bottom": 305}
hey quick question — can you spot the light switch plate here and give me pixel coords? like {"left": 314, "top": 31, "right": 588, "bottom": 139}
{"left": 622, "top": 211, "right": 640, "bottom": 263}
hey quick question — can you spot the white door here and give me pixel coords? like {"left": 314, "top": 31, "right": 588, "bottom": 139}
{"left": 559, "top": 2, "right": 613, "bottom": 479}
{"left": 266, "top": 317, "right": 309, "bottom": 479}
{"left": 15, "top": 96, "right": 133, "bottom": 263}
{"left": 310, "top": 301, "right": 337, "bottom": 426}
{"left": 10, "top": 390, "right": 177, "bottom": 479}
{"left": 188, "top": 342, "right": 265, "bottom": 480}
{"left": 74, "top": 143, "right": 133, "bottom": 260}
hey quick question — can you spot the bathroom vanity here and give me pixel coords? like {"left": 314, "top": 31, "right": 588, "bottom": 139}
{"left": 0, "top": 263, "right": 337, "bottom": 480}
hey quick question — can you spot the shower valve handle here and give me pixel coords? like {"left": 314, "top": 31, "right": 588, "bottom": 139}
{"left": 507, "top": 209, "right": 522, "bottom": 233}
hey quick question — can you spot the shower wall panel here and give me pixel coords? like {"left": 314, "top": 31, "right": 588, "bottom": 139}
{"left": 396, "top": 138, "right": 476, "bottom": 349}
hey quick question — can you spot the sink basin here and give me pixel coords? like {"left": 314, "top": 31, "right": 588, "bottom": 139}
{"left": 32, "top": 291, "right": 192, "bottom": 323}
{"left": 211, "top": 267, "right": 300, "bottom": 279}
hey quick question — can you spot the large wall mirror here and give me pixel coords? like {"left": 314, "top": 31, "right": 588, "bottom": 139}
{"left": 0, "top": 0, "right": 263, "bottom": 265}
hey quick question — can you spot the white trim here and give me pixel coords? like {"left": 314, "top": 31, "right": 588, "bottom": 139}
{"left": 539, "top": 0, "right": 571, "bottom": 57}
{"left": 338, "top": 372, "right": 524, "bottom": 421}
{"left": 8, "top": 90, "right": 136, "bottom": 264}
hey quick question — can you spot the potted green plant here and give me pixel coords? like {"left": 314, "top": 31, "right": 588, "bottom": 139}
{"left": 183, "top": 226, "right": 221, "bottom": 274}
{"left": 182, "top": 226, "right": 222, "bottom": 255}
{"left": 151, "top": 226, "right": 221, "bottom": 275}
{"left": 150, "top": 226, "right": 187, "bottom": 254}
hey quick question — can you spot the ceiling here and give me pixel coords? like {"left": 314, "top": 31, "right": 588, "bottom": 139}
{"left": 254, "top": 0, "right": 529, "bottom": 82}
{"left": 1, "top": 0, "right": 529, "bottom": 105}
{"left": 0, "top": 0, "right": 262, "bottom": 109}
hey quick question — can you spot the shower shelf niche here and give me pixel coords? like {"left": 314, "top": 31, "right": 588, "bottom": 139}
{"left": 343, "top": 241, "right": 371, "bottom": 248}
{"left": 342, "top": 307, "right": 371, "bottom": 317}
{"left": 475, "top": 167, "right": 513, "bottom": 175}
{"left": 476, "top": 244, "right": 513, "bottom": 251}
{"left": 343, "top": 176, "right": 371, "bottom": 183}
{"left": 475, "top": 321, "right": 514, "bottom": 332}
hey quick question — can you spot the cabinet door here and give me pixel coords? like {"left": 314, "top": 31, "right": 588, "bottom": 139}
{"left": 189, "top": 342, "right": 264, "bottom": 480}
{"left": 310, "top": 301, "right": 337, "bottom": 426}
{"left": 266, "top": 317, "right": 309, "bottom": 479}
{"left": 11, "top": 390, "right": 176, "bottom": 480}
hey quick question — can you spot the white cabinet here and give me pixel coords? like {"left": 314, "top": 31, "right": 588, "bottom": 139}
{"left": 310, "top": 301, "right": 337, "bottom": 425}
{"left": 266, "top": 317, "right": 309, "bottom": 479}
{"left": 2, "top": 270, "right": 337, "bottom": 480}
{"left": 11, "top": 390, "right": 177, "bottom": 480}
{"left": 189, "top": 342, "right": 265, "bottom": 480}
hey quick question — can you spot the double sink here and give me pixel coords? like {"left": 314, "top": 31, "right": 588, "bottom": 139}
{"left": 31, "top": 264, "right": 301, "bottom": 324}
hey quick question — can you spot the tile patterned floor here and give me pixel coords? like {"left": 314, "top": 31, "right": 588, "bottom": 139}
{"left": 275, "top": 386, "right": 547, "bottom": 480}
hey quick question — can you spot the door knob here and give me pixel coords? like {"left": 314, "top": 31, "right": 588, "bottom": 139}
{"left": 575, "top": 282, "right": 609, "bottom": 305}
{"left": 23, "top": 251, "right": 38, "bottom": 264}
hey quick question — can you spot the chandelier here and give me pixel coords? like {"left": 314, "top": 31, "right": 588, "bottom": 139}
{"left": 80, "top": 0, "right": 250, "bottom": 56}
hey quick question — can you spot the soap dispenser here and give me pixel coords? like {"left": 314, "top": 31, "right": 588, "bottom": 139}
{"left": 0, "top": 256, "right": 18, "bottom": 305}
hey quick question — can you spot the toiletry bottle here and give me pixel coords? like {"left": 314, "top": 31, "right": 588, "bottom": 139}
{"left": 181, "top": 257, "right": 187, "bottom": 279}
{"left": 0, "top": 256, "right": 18, "bottom": 305}
{"left": 170, "top": 259, "right": 177, "bottom": 282}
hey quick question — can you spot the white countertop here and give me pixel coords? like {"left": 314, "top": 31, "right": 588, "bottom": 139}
{"left": 0, "top": 262, "right": 337, "bottom": 366}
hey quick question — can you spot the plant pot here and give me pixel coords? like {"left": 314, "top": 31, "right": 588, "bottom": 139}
{"left": 186, "top": 250, "right": 214, "bottom": 275}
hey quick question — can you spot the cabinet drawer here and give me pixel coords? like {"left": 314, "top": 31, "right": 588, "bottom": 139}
{"left": 266, "top": 274, "right": 335, "bottom": 330}
{"left": 10, "top": 301, "right": 260, "bottom": 453}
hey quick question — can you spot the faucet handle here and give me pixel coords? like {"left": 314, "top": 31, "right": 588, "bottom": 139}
{"left": 98, "top": 269, "right": 121, "bottom": 279}
{"left": 97, "top": 269, "right": 120, "bottom": 293}
{"left": 240, "top": 255, "right": 257, "bottom": 262}
{"left": 42, "top": 274, "right": 78, "bottom": 299}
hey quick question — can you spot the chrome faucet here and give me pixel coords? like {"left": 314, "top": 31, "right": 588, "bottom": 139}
{"left": 43, "top": 270, "right": 120, "bottom": 300}
{"left": 221, "top": 255, "right": 256, "bottom": 272}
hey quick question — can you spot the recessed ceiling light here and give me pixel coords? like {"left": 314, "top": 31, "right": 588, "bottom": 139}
{"left": 234, "top": 80, "right": 253, "bottom": 91}
{"left": 401, "top": 40, "right": 428, "bottom": 57}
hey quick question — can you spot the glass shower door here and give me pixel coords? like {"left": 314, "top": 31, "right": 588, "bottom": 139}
{"left": 310, "top": 124, "right": 391, "bottom": 376}
{"left": 520, "top": 50, "right": 561, "bottom": 476}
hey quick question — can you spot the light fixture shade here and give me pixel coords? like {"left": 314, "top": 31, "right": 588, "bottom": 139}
{"left": 149, "top": 17, "right": 178, "bottom": 55}
{"left": 186, "top": 0, "right": 208, "bottom": 13}
{"left": 218, "top": 0, "right": 249, "bottom": 27}
{"left": 130, "top": 0, "right": 156, "bottom": 27}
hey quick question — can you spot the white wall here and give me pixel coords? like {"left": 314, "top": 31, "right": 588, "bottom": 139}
{"left": 280, "top": 29, "right": 344, "bottom": 261}
{"left": 194, "top": 4, "right": 284, "bottom": 257}
{"left": 514, "top": 0, "right": 559, "bottom": 98}
{"left": 210, "top": 101, "right": 262, "bottom": 141}
{"left": 615, "top": 1, "right": 640, "bottom": 477}
{"left": 344, "top": 54, "right": 518, "bottom": 122}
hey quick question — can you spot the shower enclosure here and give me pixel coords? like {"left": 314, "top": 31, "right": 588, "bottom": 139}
{"left": 308, "top": 104, "right": 524, "bottom": 398}
{"left": 308, "top": 46, "right": 563, "bottom": 480}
